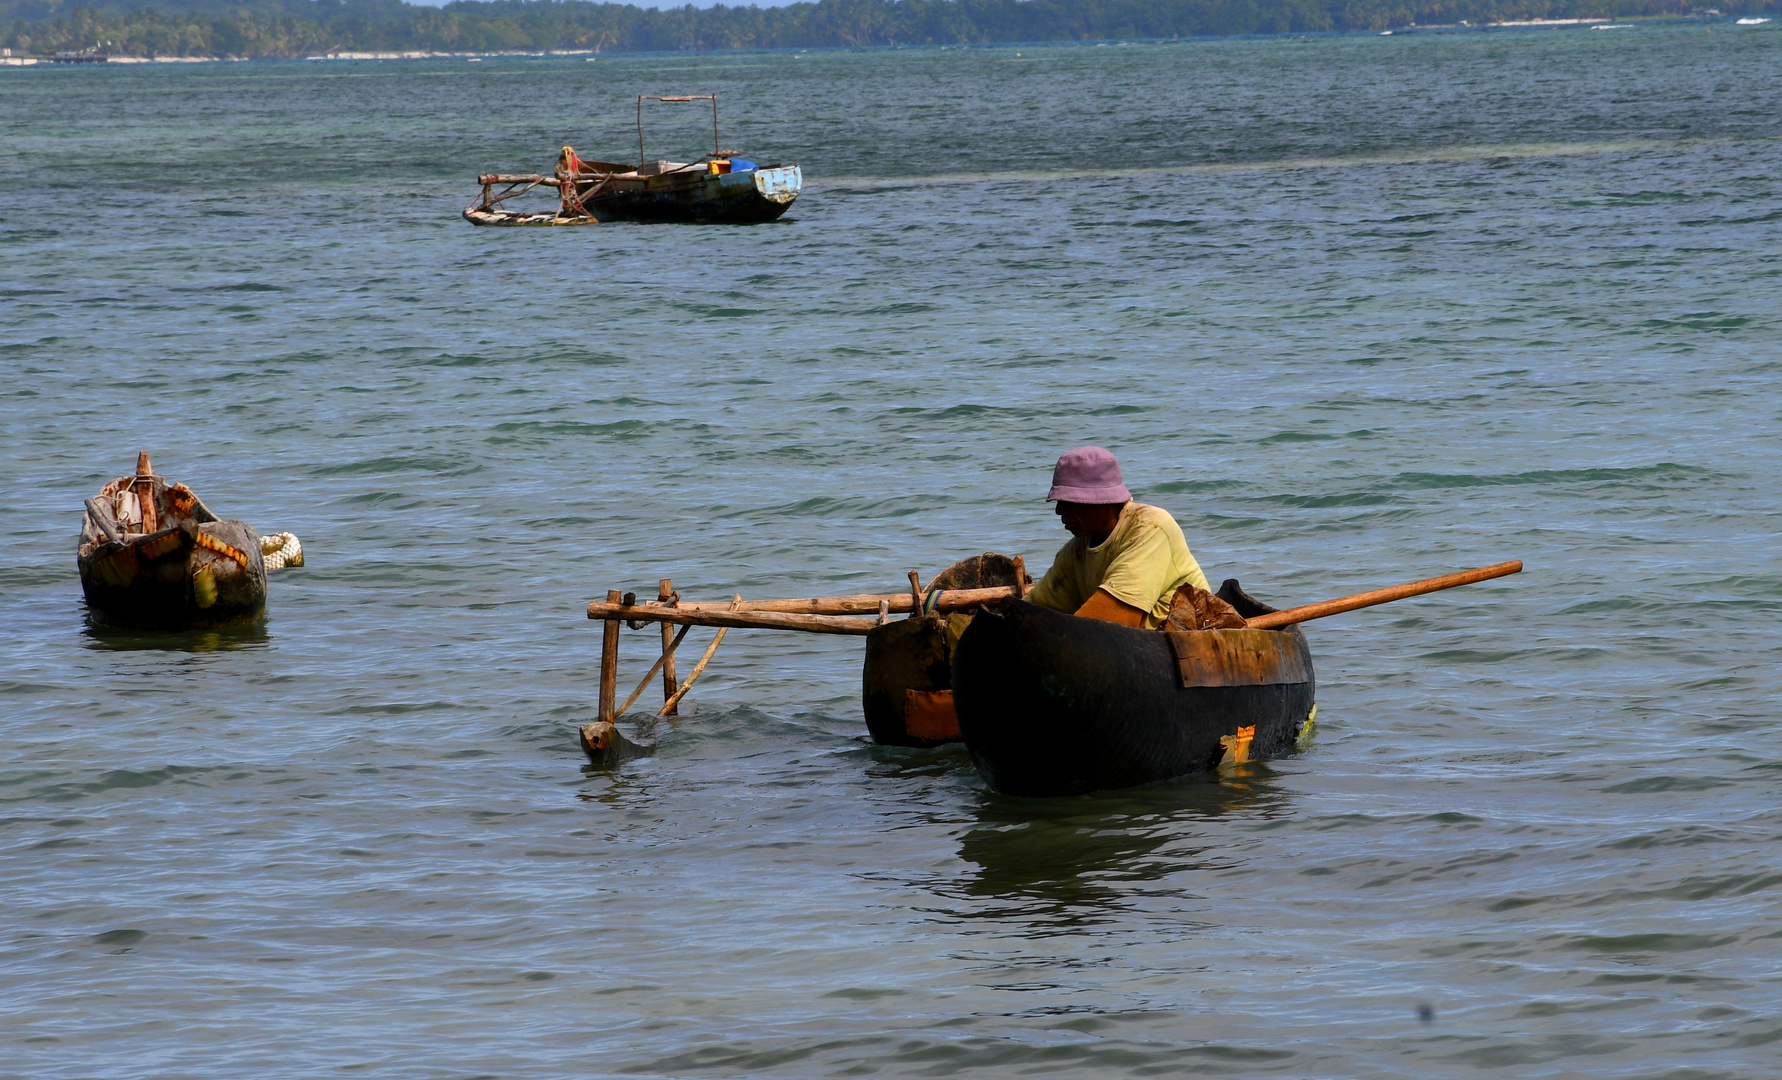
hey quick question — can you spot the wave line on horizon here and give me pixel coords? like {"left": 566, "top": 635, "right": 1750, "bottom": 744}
{"left": 816, "top": 136, "right": 1757, "bottom": 190}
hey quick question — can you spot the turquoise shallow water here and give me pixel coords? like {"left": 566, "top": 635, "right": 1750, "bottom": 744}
{"left": 3, "top": 26, "right": 1781, "bottom": 1077}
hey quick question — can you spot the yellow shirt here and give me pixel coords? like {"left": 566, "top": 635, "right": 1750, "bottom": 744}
{"left": 1026, "top": 502, "right": 1209, "bottom": 628}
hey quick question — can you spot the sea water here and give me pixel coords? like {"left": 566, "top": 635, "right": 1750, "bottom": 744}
{"left": 3, "top": 25, "right": 1780, "bottom": 1077}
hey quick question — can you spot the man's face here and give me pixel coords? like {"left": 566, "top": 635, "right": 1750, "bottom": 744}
{"left": 1055, "top": 501, "right": 1123, "bottom": 543}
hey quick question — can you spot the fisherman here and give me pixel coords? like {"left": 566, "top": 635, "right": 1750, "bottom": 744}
{"left": 555, "top": 144, "right": 582, "bottom": 179}
{"left": 1025, "top": 446, "right": 1220, "bottom": 629}
{"left": 555, "top": 145, "right": 584, "bottom": 216}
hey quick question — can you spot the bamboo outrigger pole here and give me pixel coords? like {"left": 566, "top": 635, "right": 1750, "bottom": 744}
{"left": 586, "top": 601, "right": 881, "bottom": 635}
{"left": 583, "top": 561, "right": 1524, "bottom": 635}
{"left": 1244, "top": 560, "right": 1523, "bottom": 630}
{"left": 583, "top": 582, "right": 1034, "bottom": 631}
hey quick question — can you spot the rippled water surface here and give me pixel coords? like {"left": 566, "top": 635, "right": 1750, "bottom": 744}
{"left": 4, "top": 26, "right": 1781, "bottom": 1077}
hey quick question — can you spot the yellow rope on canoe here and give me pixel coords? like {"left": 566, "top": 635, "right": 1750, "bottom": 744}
{"left": 194, "top": 531, "right": 251, "bottom": 567}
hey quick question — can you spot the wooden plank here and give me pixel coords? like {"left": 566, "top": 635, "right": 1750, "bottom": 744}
{"left": 135, "top": 481, "right": 157, "bottom": 534}
{"left": 904, "top": 689, "right": 961, "bottom": 742}
{"left": 1166, "top": 629, "right": 1310, "bottom": 688}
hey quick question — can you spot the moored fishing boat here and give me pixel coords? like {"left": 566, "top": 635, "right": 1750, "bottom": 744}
{"left": 78, "top": 453, "right": 280, "bottom": 629}
{"left": 465, "top": 94, "right": 801, "bottom": 226}
{"left": 950, "top": 582, "right": 1317, "bottom": 797}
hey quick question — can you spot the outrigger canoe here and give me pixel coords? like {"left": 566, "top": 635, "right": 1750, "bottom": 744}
{"left": 590, "top": 557, "right": 1517, "bottom": 795}
{"left": 466, "top": 158, "right": 801, "bottom": 226}
{"left": 952, "top": 585, "right": 1315, "bottom": 797}
{"left": 465, "top": 93, "right": 801, "bottom": 226}
{"left": 78, "top": 452, "right": 268, "bottom": 629}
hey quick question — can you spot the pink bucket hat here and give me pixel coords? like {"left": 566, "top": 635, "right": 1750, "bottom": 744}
{"left": 1046, "top": 446, "right": 1132, "bottom": 504}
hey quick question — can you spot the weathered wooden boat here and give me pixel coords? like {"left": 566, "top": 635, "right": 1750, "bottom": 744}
{"left": 78, "top": 453, "right": 268, "bottom": 629}
{"left": 465, "top": 94, "right": 801, "bottom": 227}
{"left": 861, "top": 553, "right": 1026, "bottom": 748}
{"left": 950, "top": 582, "right": 1317, "bottom": 797}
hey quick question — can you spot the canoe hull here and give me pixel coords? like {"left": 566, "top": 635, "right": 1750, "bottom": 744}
{"left": 80, "top": 519, "right": 266, "bottom": 629}
{"left": 952, "top": 600, "right": 1315, "bottom": 797}
{"left": 587, "top": 166, "right": 800, "bottom": 225}
{"left": 862, "top": 613, "right": 969, "bottom": 747}
{"left": 861, "top": 553, "right": 1026, "bottom": 747}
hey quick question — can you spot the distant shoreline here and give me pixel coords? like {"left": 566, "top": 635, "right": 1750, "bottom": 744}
{"left": 1, "top": 14, "right": 1768, "bottom": 67}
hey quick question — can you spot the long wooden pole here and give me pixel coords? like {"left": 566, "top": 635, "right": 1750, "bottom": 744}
{"left": 614, "top": 585, "right": 1021, "bottom": 618}
{"left": 658, "top": 595, "right": 740, "bottom": 715}
{"left": 598, "top": 588, "right": 622, "bottom": 723}
{"left": 134, "top": 451, "right": 158, "bottom": 534}
{"left": 658, "top": 577, "right": 680, "bottom": 714}
{"left": 588, "top": 600, "right": 878, "bottom": 636}
{"left": 588, "top": 560, "right": 1517, "bottom": 638}
{"left": 1245, "top": 560, "right": 1523, "bottom": 630}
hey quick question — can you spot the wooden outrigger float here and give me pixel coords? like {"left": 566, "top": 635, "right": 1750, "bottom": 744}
{"left": 581, "top": 557, "right": 1522, "bottom": 795}
{"left": 466, "top": 94, "right": 802, "bottom": 227}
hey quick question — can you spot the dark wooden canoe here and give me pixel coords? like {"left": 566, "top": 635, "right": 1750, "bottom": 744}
{"left": 583, "top": 163, "right": 801, "bottom": 224}
{"left": 77, "top": 454, "right": 267, "bottom": 629}
{"left": 861, "top": 553, "right": 1025, "bottom": 747}
{"left": 951, "top": 580, "right": 1316, "bottom": 797}
{"left": 466, "top": 159, "right": 802, "bottom": 227}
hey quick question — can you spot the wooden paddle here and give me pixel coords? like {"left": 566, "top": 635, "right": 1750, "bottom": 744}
{"left": 1244, "top": 560, "right": 1522, "bottom": 630}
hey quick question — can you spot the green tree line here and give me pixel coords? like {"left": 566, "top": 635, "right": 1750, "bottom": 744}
{"left": 5, "top": 0, "right": 1775, "bottom": 59}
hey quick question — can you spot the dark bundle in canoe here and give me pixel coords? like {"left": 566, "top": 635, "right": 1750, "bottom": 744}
{"left": 78, "top": 453, "right": 267, "bottom": 629}
{"left": 952, "top": 582, "right": 1315, "bottom": 797}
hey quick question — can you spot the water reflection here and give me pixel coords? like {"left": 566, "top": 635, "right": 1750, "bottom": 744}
{"left": 81, "top": 616, "right": 270, "bottom": 652}
{"left": 859, "top": 742, "right": 974, "bottom": 782}
{"left": 954, "top": 766, "right": 1293, "bottom": 913}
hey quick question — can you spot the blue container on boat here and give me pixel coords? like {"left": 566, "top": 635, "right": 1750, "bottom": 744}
{"left": 730, "top": 159, "right": 757, "bottom": 172}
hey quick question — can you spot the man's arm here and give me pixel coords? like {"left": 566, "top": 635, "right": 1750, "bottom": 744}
{"left": 1073, "top": 588, "right": 1149, "bottom": 627}
{"left": 1024, "top": 539, "right": 1083, "bottom": 613}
